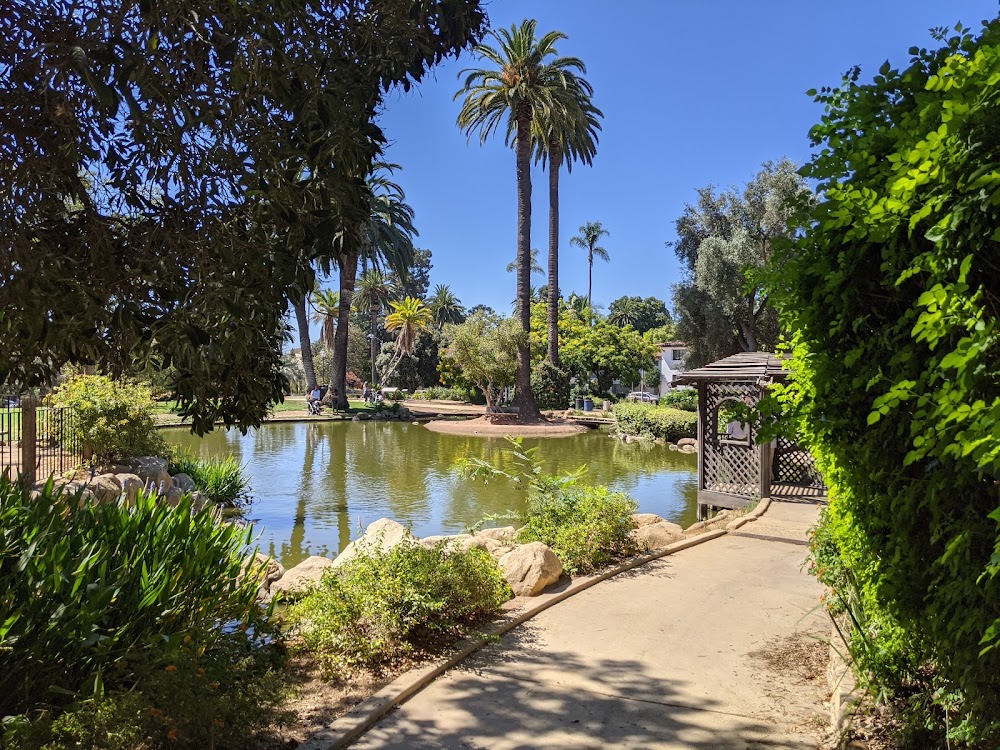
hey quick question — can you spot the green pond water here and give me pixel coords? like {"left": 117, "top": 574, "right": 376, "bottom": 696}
{"left": 164, "top": 421, "right": 698, "bottom": 568}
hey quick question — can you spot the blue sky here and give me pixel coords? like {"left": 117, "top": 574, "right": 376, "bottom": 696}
{"left": 365, "top": 0, "right": 998, "bottom": 316}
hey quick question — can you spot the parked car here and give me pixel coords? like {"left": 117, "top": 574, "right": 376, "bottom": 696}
{"left": 626, "top": 391, "right": 659, "bottom": 405}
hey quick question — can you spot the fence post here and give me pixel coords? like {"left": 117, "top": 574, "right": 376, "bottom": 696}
{"left": 21, "top": 395, "right": 37, "bottom": 486}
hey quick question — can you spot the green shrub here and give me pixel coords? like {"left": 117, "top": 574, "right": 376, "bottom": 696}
{"left": 0, "top": 477, "right": 271, "bottom": 718}
{"left": 613, "top": 402, "right": 697, "bottom": 441}
{"left": 657, "top": 389, "right": 697, "bottom": 412}
{"left": 530, "top": 360, "right": 570, "bottom": 410}
{"left": 168, "top": 450, "right": 251, "bottom": 507}
{"left": 50, "top": 373, "right": 167, "bottom": 462}
{"left": 411, "top": 386, "right": 479, "bottom": 402}
{"left": 287, "top": 542, "right": 511, "bottom": 673}
{"left": 517, "top": 484, "right": 638, "bottom": 575}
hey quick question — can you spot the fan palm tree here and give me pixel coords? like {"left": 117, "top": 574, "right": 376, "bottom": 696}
{"left": 354, "top": 269, "right": 398, "bottom": 385}
{"left": 428, "top": 284, "right": 466, "bottom": 328}
{"left": 456, "top": 19, "right": 585, "bottom": 421}
{"left": 570, "top": 221, "right": 610, "bottom": 308}
{"left": 534, "top": 72, "right": 602, "bottom": 366}
{"left": 324, "top": 166, "right": 416, "bottom": 407}
{"left": 380, "top": 297, "right": 434, "bottom": 384}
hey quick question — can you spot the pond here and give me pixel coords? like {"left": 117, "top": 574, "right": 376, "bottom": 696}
{"left": 164, "top": 421, "right": 698, "bottom": 568}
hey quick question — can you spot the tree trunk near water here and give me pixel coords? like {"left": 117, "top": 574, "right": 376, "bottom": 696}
{"left": 511, "top": 109, "right": 542, "bottom": 421}
{"left": 294, "top": 297, "right": 318, "bottom": 392}
{"left": 325, "top": 248, "right": 358, "bottom": 410}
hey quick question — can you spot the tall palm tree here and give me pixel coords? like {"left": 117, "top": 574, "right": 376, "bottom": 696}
{"left": 428, "top": 284, "right": 466, "bottom": 328}
{"left": 311, "top": 289, "right": 340, "bottom": 350}
{"left": 380, "top": 297, "right": 434, "bottom": 384}
{"left": 353, "top": 269, "right": 397, "bottom": 385}
{"left": 534, "top": 75, "right": 602, "bottom": 366}
{"left": 570, "top": 220, "right": 610, "bottom": 308}
{"left": 456, "top": 19, "right": 585, "bottom": 422}
{"left": 324, "top": 166, "right": 417, "bottom": 408}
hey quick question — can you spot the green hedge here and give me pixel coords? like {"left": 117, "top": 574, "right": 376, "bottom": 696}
{"left": 613, "top": 402, "right": 697, "bottom": 441}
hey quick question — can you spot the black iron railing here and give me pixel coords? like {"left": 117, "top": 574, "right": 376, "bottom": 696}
{"left": 0, "top": 396, "right": 85, "bottom": 483}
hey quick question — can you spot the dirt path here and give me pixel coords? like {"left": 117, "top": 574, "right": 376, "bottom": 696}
{"left": 350, "top": 501, "right": 828, "bottom": 749}
{"left": 423, "top": 415, "right": 587, "bottom": 437}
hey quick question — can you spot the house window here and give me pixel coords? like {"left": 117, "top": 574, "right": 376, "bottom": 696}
{"left": 671, "top": 349, "right": 685, "bottom": 361}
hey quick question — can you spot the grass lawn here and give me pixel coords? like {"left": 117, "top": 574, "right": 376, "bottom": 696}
{"left": 152, "top": 397, "right": 383, "bottom": 424}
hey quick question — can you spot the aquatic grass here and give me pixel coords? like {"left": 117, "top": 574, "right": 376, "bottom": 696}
{"left": 168, "top": 451, "right": 251, "bottom": 507}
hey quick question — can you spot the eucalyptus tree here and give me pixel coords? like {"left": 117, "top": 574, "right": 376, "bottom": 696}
{"left": 570, "top": 221, "right": 610, "bottom": 307}
{"left": 456, "top": 19, "right": 586, "bottom": 421}
{"left": 428, "top": 284, "right": 466, "bottom": 328}
{"left": 353, "top": 269, "right": 398, "bottom": 385}
{"left": 533, "top": 73, "right": 602, "bottom": 365}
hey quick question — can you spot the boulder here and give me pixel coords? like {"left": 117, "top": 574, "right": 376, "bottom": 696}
{"left": 190, "top": 491, "right": 212, "bottom": 513}
{"left": 171, "top": 473, "right": 197, "bottom": 493}
{"left": 677, "top": 437, "right": 697, "bottom": 448}
{"left": 132, "top": 456, "right": 171, "bottom": 488}
{"left": 162, "top": 485, "right": 183, "bottom": 508}
{"left": 419, "top": 533, "right": 472, "bottom": 549}
{"left": 680, "top": 445, "right": 697, "bottom": 454}
{"left": 498, "top": 542, "right": 562, "bottom": 596}
{"left": 333, "top": 517, "right": 413, "bottom": 567}
{"left": 632, "top": 521, "right": 683, "bottom": 550}
{"left": 270, "top": 556, "right": 334, "bottom": 597}
{"left": 631, "top": 513, "right": 665, "bottom": 528}
{"left": 115, "top": 473, "right": 144, "bottom": 505}
{"left": 474, "top": 526, "right": 517, "bottom": 543}
{"left": 467, "top": 536, "right": 514, "bottom": 560}
{"left": 352, "top": 415, "right": 361, "bottom": 422}
{"left": 668, "top": 443, "right": 680, "bottom": 452}
{"left": 88, "top": 474, "right": 122, "bottom": 503}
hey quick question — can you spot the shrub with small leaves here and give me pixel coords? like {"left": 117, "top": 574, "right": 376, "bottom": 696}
{"left": 287, "top": 542, "right": 511, "bottom": 674}
{"left": 613, "top": 402, "right": 697, "bottom": 441}
{"left": 530, "top": 360, "right": 570, "bottom": 410}
{"left": 50, "top": 372, "right": 167, "bottom": 462}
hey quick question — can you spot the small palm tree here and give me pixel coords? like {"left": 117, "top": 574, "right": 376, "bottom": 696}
{"left": 505, "top": 247, "right": 544, "bottom": 276}
{"left": 608, "top": 296, "right": 641, "bottom": 328}
{"left": 570, "top": 221, "right": 610, "bottom": 307}
{"left": 456, "top": 19, "right": 586, "bottom": 421}
{"left": 381, "top": 297, "right": 434, "bottom": 383}
{"left": 354, "top": 269, "right": 398, "bottom": 385}
{"left": 311, "top": 289, "right": 341, "bottom": 351}
{"left": 429, "top": 284, "right": 466, "bottom": 328}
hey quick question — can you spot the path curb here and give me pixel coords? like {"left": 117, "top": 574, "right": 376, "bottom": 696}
{"left": 298, "top": 521, "right": 745, "bottom": 750}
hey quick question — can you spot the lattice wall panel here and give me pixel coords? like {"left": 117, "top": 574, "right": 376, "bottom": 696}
{"left": 703, "top": 382, "right": 760, "bottom": 496}
{"left": 773, "top": 436, "right": 825, "bottom": 489}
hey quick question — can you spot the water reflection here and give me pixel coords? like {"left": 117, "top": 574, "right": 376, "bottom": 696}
{"left": 164, "top": 423, "right": 698, "bottom": 568}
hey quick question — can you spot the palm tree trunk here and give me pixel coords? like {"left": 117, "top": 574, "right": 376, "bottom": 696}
{"left": 587, "top": 248, "right": 594, "bottom": 308}
{"left": 326, "top": 248, "right": 358, "bottom": 409}
{"left": 370, "top": 305, "right": 378, "bottom": 385}
{"left": 512, "top": 109, "right": 542, "bottom": 421}
{"left": 546, "top": 140, "right": 561, "bottom": 366}
{"left": 294, "top": 297, "right": 318, "bottom": 392}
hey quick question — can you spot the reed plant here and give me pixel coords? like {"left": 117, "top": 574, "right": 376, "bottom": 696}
{"left": 168, "top": 451, "right": 251, "bottom": 507}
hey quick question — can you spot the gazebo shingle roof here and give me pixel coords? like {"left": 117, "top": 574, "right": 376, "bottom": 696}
{"left": 673, "top": 351, "right": 790, "bottom": 385}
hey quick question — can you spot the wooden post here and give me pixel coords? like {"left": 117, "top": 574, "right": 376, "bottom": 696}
{"left": 759, "top": 439, "right": 773, "bottom": 501}
{"left": 696, "top": 382, "right": 706, "bottom": 520}
{"left": 21, "top": 395, "right": 37, "bottom": 487}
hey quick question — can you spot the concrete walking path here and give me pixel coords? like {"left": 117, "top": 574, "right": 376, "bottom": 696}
{"left": 352, "top": 500, "right": 828, "bottom": 749}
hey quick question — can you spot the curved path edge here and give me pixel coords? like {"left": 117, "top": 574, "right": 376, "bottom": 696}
{"left": 298, "top": 498, "right": 773, "bottom": 750}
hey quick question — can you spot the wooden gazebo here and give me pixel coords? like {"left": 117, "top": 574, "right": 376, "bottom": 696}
{"left": 674, "top": 352, "right": 824, "bottom": 520}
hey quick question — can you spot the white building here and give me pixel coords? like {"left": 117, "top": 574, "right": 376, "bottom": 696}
{"left": 657, "top": 341, "right": 688, "bottom": 393}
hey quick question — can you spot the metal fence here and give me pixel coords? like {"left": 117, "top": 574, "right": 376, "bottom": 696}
{"left": 1, "top": 396, "right": 84, "bottom": 484}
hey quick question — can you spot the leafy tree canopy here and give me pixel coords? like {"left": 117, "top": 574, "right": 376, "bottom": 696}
{"left": 767, "top": 20, "right": 1000, "bottom": 743}
{"left": 670, "top": 159, "right": 810, "bottom": 367}
{"left": 0, "top": 0, "right": 486, "bottom": 432}
{"left": 607, "top": 296, "right": 672, "bottom": 334}
{"left": 440, "top": 311, "right": 520, "bottom": 411}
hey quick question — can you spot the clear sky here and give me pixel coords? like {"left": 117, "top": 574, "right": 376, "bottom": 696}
{"left": 365, "top": 0, "right": 997, "bottom": 316}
